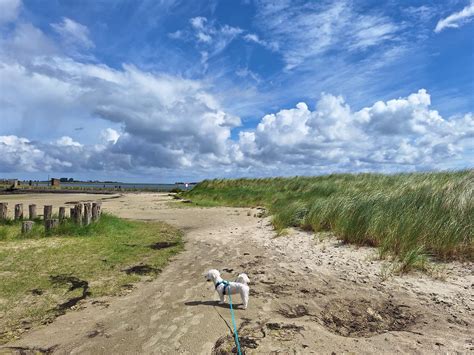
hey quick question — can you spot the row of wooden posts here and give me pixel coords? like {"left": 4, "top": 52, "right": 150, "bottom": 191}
{"left": 0, "top": 202, "right": 102, "bottom": 233}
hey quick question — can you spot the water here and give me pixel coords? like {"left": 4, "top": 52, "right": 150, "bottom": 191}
{"left": 22, "top": 181, "right": 195, "bottom": 191}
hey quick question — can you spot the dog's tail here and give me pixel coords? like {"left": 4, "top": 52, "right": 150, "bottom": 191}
{"left": 235, "top": 273, "right": 250, "bottom": 285}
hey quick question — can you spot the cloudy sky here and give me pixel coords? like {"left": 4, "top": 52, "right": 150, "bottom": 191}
{"left": 0, "top": 0, "right": 473, "bottom": 182}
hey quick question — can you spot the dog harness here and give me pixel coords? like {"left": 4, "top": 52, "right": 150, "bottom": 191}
{"left": 215, "top": 280, "right": 230, "bottom": 295}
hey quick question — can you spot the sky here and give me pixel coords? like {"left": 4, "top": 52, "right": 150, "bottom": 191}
{"left": 0, "top": 0, "right": 473, "bottom": 183}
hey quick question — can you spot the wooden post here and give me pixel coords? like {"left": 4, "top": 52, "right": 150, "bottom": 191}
{"left": 92, "top": 202, "right": 102, "bottom": 221}
{"left": 29, "top": 204, "right": 37, "bottom": 220}
{"left": 44, "top": 205, "right": 53, "bottom": 221}
{"left": 45, "top": 219, "right": 59, "bottom": 232}
{"left": 22, "top": 221, "right": 34, "bottom": 234}
{"left": 14, "top": 204, "right": 23, "bottom": 220}
{"left": 0, "top": 203, "right": 8, "bottom": 220}
{"left": 59, "top": 207, "right": 66, "bottom": 222}
{"left": 83, "top": 203, "right": 91, "bottom": 226}
{"left": 74, "top": 203, "right": 83, "bottom": 225}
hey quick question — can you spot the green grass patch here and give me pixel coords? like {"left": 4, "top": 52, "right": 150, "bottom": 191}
{"left": 0, "top": 214, "right": 183, "bottom": 344}
{"left": 183, "top": 171, "right": 473, "bottom": 268}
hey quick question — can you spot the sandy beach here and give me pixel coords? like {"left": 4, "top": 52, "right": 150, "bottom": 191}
{"left": 0, "top": 192, "right": 472, "bottom": 354}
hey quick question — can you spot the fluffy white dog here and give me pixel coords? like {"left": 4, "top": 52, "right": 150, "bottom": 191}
{"left": 205, "top": 269, "right": 250, "bottom": 309}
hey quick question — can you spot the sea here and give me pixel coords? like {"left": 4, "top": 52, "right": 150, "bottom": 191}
{"left": 22, "top": 181, "right": 195, "bottom": 191}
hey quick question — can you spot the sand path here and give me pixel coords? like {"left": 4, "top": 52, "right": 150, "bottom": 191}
{"left": 1, "top": 192, "right": 472, "bottom": 354}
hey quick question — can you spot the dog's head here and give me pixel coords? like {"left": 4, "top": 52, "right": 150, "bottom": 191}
{"left": 205, "top": 269, "right": 220, "bottom": 282}
{"left": 235, "top": 273, "right": 250, "bottom": 285}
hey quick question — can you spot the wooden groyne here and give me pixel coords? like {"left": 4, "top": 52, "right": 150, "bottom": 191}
{"left": 0, "top": 201, "right": 102, "bottom": 234}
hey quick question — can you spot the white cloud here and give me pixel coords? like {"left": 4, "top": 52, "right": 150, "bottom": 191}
{"left": 101, "top": 128, "right": 120, "bottom": 144}
{"left": 435, "top": 1, "right": 474, "bottom": 32}
{"left": 254, "top": 0, "right": 400, "bottom": 69}
{"left": 242, "top": 33, "right": 277, "bottom": 51}
{"left": 168, "top": 30, "right": 183, "bottom": 40}
{"left": 170, "top": 16, "right": 244, "bottom": 63}
{"left": 55, "top": 136, "right": 82, "bottom": 147}
{"left": 0, "top": 0, "right": 21, "bottom": 25}
{"left": 190, "top": 16, "right": 207, "bottom": 30}
{"left": 237, "top": 89, "right": 474, "bottom": 172}
{"left": 51, "top": 17, "right": 94, "bottom": 49}
{"left": 0, "top": 23, "right": 58, "bottom": 60}
{"left": 1, "top": 83, "right": 472, "bottom": 175}
{"left": 0, "top": 135, "right": 72, "bottom": 172}
{"left": 0, "top": 56, "right": 241, "bottom": 172}
{"left": 0, "top": 7, "right": 472, "bottom": 177}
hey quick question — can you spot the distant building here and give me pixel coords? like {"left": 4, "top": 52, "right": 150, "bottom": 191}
{"left": 51, "top": 178, "right": 61, "bottom": 187}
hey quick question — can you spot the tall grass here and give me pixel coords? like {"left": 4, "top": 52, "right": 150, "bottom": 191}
{"left": 185, "top": 171, "right": 473, "bottom": 263}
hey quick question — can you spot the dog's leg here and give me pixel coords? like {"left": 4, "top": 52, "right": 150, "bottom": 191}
{"left": 241, "top": 289, "right": 249, "bottom": 309}
{"left": 219, "top": 293, "right": 225, "bottom": 304}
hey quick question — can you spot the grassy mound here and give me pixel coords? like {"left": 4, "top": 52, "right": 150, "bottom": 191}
{"left": 184, "top": 171, "right": 473, "bottom": 266}
{"left": 0, "top": 214, "right": 183, "bottom": 343}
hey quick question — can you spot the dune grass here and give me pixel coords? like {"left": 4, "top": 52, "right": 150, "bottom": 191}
{"left": 0, "top": 214, "right": 183, "bottom": 344}
{"left": 184, "top": 171, "right": 473, "bottom": 268}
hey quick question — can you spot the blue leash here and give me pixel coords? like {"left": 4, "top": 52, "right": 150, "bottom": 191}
{"left": 223, "top": 282, "right": 242, "bottom": 355}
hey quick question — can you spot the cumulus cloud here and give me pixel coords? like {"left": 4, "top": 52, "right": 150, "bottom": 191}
{"left": 0, "top": 135, "right": 72, "bottom": 172}
{"left": 237, "top": 90, "right": 474, "bottom": 172}
{"left": 435, "top": 1, "right": 474, "bottom": 32}
{"left": 0, "top": 56, "right": 241, "bottom": 173}
{"left": 55, "top": 136, "right": 83, "bottom": 147}
{"left": 1, "top": 87, "right": 472, "bottom": 175}
{"left": 101, "top": 128, "right": 120, "bottom": 144}
{"left": 0, "top": 5, "right": 472, "bottom": 178}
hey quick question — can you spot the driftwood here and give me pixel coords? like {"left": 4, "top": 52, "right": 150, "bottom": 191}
{"left": 14, "top": 203, "right": 23, "bottom": 220}
{"left": 29, "top": 204, "right": 37, "bottom": 220}
{"left": 0, "top": 202, "right": 8, "bottom": 220}
{"left": 22, "top": 221, "right": 34, "bottom": 234}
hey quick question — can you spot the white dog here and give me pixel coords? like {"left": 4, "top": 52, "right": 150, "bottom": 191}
{"left": 205, "top": 269, "right": 250, "bottom": 309}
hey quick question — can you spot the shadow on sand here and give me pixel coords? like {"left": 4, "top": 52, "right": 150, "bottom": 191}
{"left": 184, "top": 300, "right": 244, "bottom": 309}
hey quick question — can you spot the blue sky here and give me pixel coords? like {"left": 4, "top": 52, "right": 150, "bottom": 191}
{"left": 0, "top": 0, "right": 473, "bottom": 182}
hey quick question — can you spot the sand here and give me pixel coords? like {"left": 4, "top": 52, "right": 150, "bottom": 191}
{"left": 0, "top": 192, "right": 472, "bottom": 354}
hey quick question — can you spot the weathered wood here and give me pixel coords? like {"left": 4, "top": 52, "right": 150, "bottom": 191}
{"left": 29, "top": 204, "right": 37, "bottom": 220}
{"left": 14, "top": 204, "right": 23, "bottom": 220}
{"left": 92, "top": 202, "right": 102, "bottom": 221}
{"left": 59, "top": 207, "right": 66, "bottom": 222}
{"left": 22, "top": 221, "right": 34, "bottom": 234}
{"left": 44, "top": 205, "right": 53, "bottom": 221}
{"left": 74, "top": 203, "right": 83, "bottom": 225}
{"left": 92, "top": 203, "right": 99, "bottom": 221}
{"left": 45, "top": 219, "right": 59, "bottom": 232}
{"left": 70, "top": 208, "right": 75, "bottom": 220}
{"left": 0, "top": 203, "right": 8, "bottom": 220}
{"left": 83, "top": 203, "right": 92, "bottom": 226}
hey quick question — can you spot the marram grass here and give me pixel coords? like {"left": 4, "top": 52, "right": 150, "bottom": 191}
{"left": 185, "top": 171, "right": 473, "bottom": 264}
